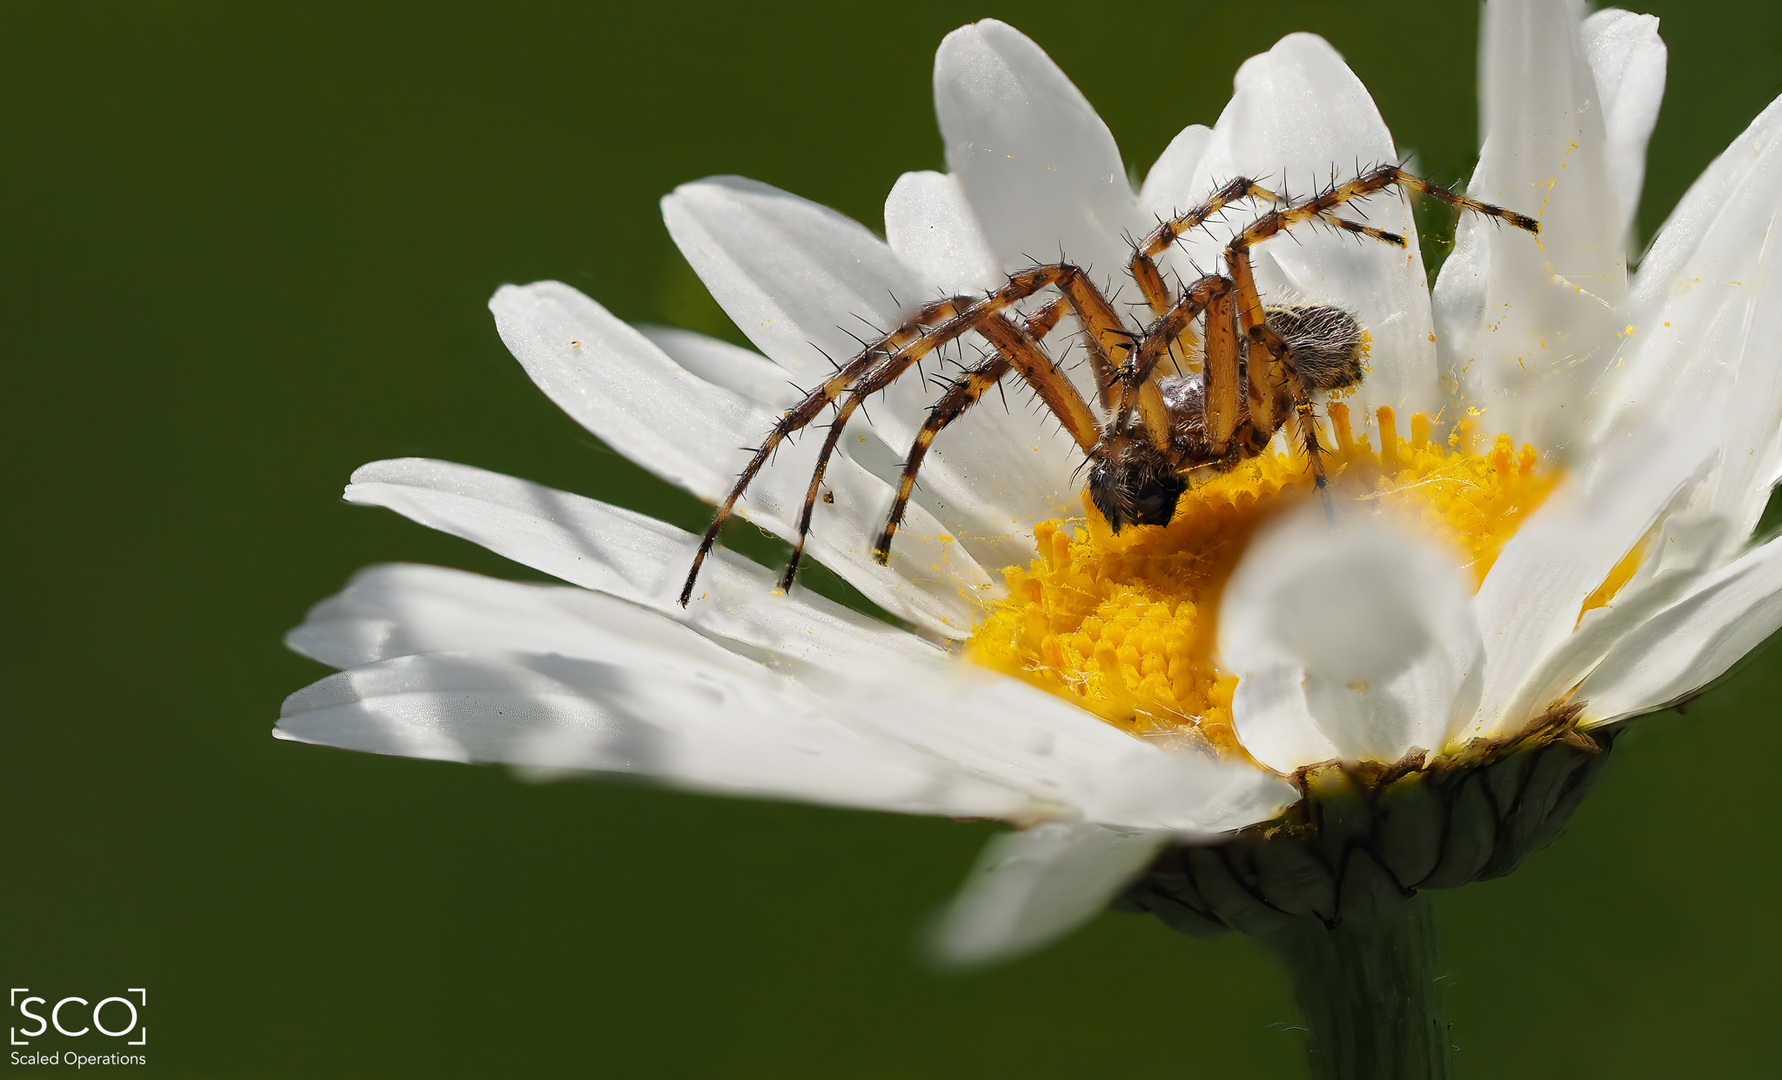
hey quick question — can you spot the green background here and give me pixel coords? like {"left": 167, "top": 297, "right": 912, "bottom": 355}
{"left": 5, "top": 1, "right": 1781, "bottom": 1076}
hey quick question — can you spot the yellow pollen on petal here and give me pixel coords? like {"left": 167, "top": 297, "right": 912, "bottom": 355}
{"left": 966, "top": 411, "right": 1561, "bottom": 749}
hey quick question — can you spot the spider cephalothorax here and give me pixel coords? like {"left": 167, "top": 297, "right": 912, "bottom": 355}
{"left": 1093, "top": 302, "right": 1366, "bottom": 531}
{"left": 678, "top": 165, "right": 1539, "bottom": 606}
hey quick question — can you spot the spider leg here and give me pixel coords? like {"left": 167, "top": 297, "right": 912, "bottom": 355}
{"left": 773, "top": 267, "right": 1126, "bottom": 593}
{"left": 1208, "top": 165, "right": 1540, "bottom": 519}
{"left": 973, "top": 299, "right": 1096, "bottom": 452}
{"left": 1221, "top": 235, "right": 1333, "bottom": 515}
{"left": 1001, "top": 264, "right": 1141, "bottom": 411}
{"left": 1200, "top": 280, "right": 1244, "bottom": 458}
{"left": 1246, "top": 164, "right": 1539, "bottom": 243}
{"left": 1129, "top": 178, "right": 1284, "bottom": 316}
{"left": 678, "top": 294, "right": 975, "bottom": 607}
{"left": 873, "top": 299, "right": 1084, "bottom": 565}
{"left": 1112, "top": 274, "right": 1235, "bottom": 449}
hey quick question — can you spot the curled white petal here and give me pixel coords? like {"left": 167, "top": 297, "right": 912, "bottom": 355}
{"left": 1222, "top": 509, "right": 1484, "bottom": 772}
{"left": 1601, "top": 92, "right": 1782, "bottom": 564}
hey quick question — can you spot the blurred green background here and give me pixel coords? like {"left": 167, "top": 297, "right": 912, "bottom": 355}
{"left": 5, "top": 1, "right": 1781, "bottom": 1076}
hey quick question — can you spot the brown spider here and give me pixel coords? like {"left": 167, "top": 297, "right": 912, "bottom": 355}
{"left": 677, "top": 164, "right": 1539, "bottom": 607}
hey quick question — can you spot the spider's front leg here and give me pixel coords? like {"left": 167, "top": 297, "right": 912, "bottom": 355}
{"left": 872, "top": 299, "right": 1095, "bottom": 565}
{"left": 778, "top": 261, "right": 1131, "bottom": 591}
{"left": 678, "top": 293, "right": 977, "bottom": 607}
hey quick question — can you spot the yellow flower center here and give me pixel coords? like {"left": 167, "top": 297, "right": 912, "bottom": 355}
{"left": 966, "top": 404, "right": 1561, "bottom": 754}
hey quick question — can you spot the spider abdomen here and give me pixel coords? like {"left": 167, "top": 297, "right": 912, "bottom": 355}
{"left": 1264, "top": 304, "right": 1366, "bottom": 392}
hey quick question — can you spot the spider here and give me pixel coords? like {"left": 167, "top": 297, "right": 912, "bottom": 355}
{"left": 677, "top": 164, "right": 1539, "bottom": 607}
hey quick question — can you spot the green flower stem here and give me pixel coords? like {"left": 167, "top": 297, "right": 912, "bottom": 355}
{"left": 1261, "top": 892, "right": 1450, "bottom": 1080}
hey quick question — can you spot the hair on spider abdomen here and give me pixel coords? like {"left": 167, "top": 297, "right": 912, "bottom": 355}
{"left": 1265, "top": 304, "right": 1367, "bottom": 391}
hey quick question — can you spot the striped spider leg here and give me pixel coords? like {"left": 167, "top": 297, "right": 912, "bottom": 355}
{"left": 1085, "top": 164, "right": 1539, "bottom": 532}
{"left": 678, "top": 261, "right": 1133, "bottom": 606}
{"left": 678, "top": 165, "right": 1539, "bottom": 606}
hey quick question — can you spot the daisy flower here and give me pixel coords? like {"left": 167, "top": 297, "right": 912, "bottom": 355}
{"left": 279, "top": 0, "right": 1781, "bottom": 991}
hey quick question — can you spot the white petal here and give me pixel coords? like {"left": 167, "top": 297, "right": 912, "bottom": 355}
{"left": 1579, "top": 535, "right": 1782, "bottom": 722}
{"left": 344, "top": 457, "right": 961, "bottom": 660}
{"left": 1433, "top": 0, "right": 1627, "bottom": 452}
{"left": 488, "top": 281, "right": 996, "bottom": 633}
{"left": 819, "top": 661, "right": 1295, "bottom": 833}
{"left": 1222, "top": 509, "right": 1484, "bottom": 772}
{"left": 1483, "top": 555, "right": 1712, "bottom": 738}
{"left": 662, "top": 177, "right": 1076, "bottom": 556}
{"left": 933, "top": 19, "right": 1142, "bottom": 283}
{"left": 1138, "top": 123, "right": 1213, "bottom": 220}
{"left": 278, "top": 651, "right": 1029, "bottom": 818}
{"left": 1582, "top": 9, "right": 1667, "bottom": 241}
{"left": 883, "top": 170, "right": 1002, "bottom": 296}
{"left": 662, "top": 175, "right": 923, "bottom": 387}
{"left": 1476, "top": 95, "right": 1782, "bottom": 732}
{"left": 1599, "top": 93, "right": 1782, "bottom": 562}
{"left": 1632, "top": 94, "right": 1782, "bottom": 309}
{"left": 290, "top": 563, "right": 796, "bottom": 676}
{"left": 1180, "top": 34, "right": 1437, "bottom": 424}
{"left": 635, "top": 324, "right": 798, "bottom": 409}
{"left": 928, "top": 823, "right": 1166, "bottom": 967}
{"left": 1470, "top": 428, "right": 1716, "bottom": 737}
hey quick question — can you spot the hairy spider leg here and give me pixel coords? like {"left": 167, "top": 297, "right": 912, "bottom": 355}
{"left": 1112, "top": 274, "right": 1238, "bottom": 452}
{"left": 870, "top": 298, "right": 1087, "bottom": 567}
{"left": 678, "top": 293, "right": 977, "bottom": 607}
{"left": 1128, "top": 177, "right": 1284, "bottom": 317}
{"left": 778, "top": 277, "right": 1104, "bottom": 589}
{"left": 1218, "top": 165, "right": 1541, "bottom": 517}
{"left": 1125, "top": 177, "right": 1399, "bottom": 317}
{"left": 681, "top": 255, "right": 1157, "bottom": 604}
